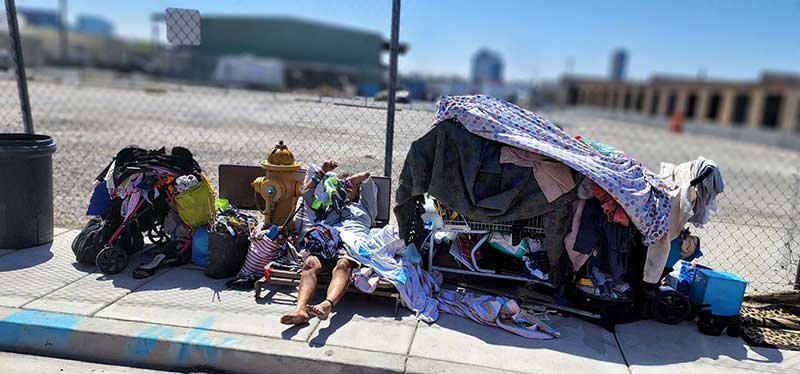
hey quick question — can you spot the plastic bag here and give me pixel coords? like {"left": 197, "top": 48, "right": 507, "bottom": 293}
{"left": 174, "top": 174, "right": 214, "bottom": 228}
{"left": 191, "top": 226, "right": 209, "bottom": 266}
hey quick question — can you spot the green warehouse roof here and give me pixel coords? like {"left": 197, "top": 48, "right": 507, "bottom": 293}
{"left": 188, "top": 16, "right": 386, "bottom": 83}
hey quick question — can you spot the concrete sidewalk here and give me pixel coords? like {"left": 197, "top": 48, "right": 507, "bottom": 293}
{"left": 0, "top": 230, "right": 798, "bottom": 374}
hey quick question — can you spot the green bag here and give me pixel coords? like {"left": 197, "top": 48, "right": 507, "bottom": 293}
{"left": 175, "top": 177, "right": 215, "bottom": 228}
{"left": 487, "top": 231, "right": 529, "bottom": 258}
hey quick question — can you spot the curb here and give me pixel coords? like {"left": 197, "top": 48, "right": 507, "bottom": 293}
{"left": 0, "top": 307, "right": 405, "bottom": 374}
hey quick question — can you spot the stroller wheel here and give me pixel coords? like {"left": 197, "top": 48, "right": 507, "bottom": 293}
{"left": 653, "top": 290, "right": 691, "bottom": 325}
{"left": 147, "top": 225, "right": 168, "bottom": 244}
{"left": 96, "top": 244, "right": 129, "bottom": 274}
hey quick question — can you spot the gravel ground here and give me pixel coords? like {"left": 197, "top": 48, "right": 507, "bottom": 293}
{"left": 1, "top": 77, "right": 798, "bottom": 291}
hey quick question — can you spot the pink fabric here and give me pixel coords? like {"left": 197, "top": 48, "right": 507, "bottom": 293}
{"left": 499, "top": 147, "right": 575, "bottom": 202}
{"left": 591, "top": 183, "right": 630, "bottom": 226}
{"left": 564, "top": 199, "right": 590, "bottom": 271}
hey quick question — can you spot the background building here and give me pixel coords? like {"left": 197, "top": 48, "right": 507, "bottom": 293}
{"left": 471, "top": 48, "right": 503, "bottom": 84}
{"left": 561, "top": 71, "right": 800, "bottom": 133}
{"left": 75, "top": 15, "right": 114, "bottom": 37}
{"left": 0, "top": 9, "right": 130, "bottom": 68}
{"left": 17, "top": 8, "right": 62, "bottom": 29}
{"left": 181, "top": 16, "right": 387, "bottom": 92}
{"left": 609, "top": 48, "right": 628, "bottom": 81}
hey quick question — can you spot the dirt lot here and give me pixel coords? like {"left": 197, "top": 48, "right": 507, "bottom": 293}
{"left": 1, "top": 77, "right": 798, "bottom": 291}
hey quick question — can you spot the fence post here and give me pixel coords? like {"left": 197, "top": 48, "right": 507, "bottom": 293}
{"left": 383, "top": 0, "right": 401, "bottom": 178}
{"left": 793, "top": 172, "right": 800, "bottom": 290}
{"left": 5, "top": 0, "right": 34, "bottom": 134}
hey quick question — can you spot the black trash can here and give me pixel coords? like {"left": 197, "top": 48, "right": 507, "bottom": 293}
{"left": 0, "top": 134, "right": 57, "bottom": 249}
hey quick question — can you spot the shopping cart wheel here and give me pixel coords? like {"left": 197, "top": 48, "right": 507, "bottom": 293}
{"left": 96, "top": 244, "right": 129, "bottom": 275}
{"left": 726, "top": 315, "right": 742, "bottom": 337}
{"left": 653, "top": 290, "right": 691, "bottom": 325}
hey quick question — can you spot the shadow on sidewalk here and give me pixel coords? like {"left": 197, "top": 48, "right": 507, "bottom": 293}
{"left": 68, "top": 245, "right": 172, "bottom": 292}
{"left": 0, "top": 242, "right": 54, "bottom": 271}
{"left": 616, "top": 320, "right": 788, "bottom": 368}
{"left": 308, "top": 294, "right": 408, "bottom": 347}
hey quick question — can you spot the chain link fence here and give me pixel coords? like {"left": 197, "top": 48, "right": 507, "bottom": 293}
{"left": 1, "top": 1, "right": 798, "bottom": 293}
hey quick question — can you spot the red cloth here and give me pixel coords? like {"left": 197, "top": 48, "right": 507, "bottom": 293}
{"left": 591, "top": 183, "right": 630, "bottom": 226}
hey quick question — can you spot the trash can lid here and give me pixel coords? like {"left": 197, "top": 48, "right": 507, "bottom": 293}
{"left": 0, "top": 133, "right": 57, "bottom": 154}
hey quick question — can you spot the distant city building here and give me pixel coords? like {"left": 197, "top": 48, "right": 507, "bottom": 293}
{"left": 420, "top": 75, "right": 532, "bottom": 105}
{"left": 561, "top": 71, "right": 800, "bottom": 133}
{"left": 75, "top": 15, "right": 114, "bottom": 37}
{"left": 402, "top": 77, "right": 429, "bottom": 100}
{"left": 609, "top": 48, "right": 628, "bottom": 81}
{"left": 183, "top": 16, "right": 388, "bottom": 92}
{"left": 0, "top": 10, "right": 132, "bottom": 68}
{"left": 17, "top": 8, "right": 62, "bottom": 29}
{"left": 471, "top": 48, "right": 503, "bottom": 83}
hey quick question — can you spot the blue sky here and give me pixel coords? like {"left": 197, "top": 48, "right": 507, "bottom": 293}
{"left": 9, "top": 0, "right": 800, "bottom": 81}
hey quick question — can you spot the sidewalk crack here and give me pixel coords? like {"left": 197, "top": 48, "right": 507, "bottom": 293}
{"left": 90, "top": 267, "right": 176, "bottom": 317}
{"left": 20, "top": 272, "right": 93, "bottom": 309}
{"left": 402, "top": 320, "right": 420, "bottom": 373}
{"left": 613, "top": 330, "right": 633, "bottom": 372}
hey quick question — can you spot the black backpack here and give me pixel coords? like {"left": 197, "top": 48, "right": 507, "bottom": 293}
{"left": 72, "top": 216, "right": 111, "bottom": 264}
{"left": 72, "top": 216, "right": 145, "bottom": 264}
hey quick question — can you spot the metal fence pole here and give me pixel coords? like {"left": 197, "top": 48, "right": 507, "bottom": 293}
{"left": 383, "top": 0, "right": 401, "bottom": 177}
{"left": 793, "top": 171, "right": 800, "bottom": 290}
{"left": 5, "top": 0, "right": 34, "bottom": 134}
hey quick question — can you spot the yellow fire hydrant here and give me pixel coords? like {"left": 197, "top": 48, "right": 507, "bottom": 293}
{"left": 251, "top": 141, "right": 304, "bottom": 226}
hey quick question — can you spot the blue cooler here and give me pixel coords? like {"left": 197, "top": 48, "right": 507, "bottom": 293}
{"left": 689, "top": 268, "right": 747, "bottom": 316}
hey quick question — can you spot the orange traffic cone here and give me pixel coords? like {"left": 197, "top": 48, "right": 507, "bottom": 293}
{"left": 669, "top": 111, "right": 683, "bottom": 133}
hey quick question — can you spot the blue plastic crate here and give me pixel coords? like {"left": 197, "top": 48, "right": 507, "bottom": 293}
{"left": 689, "top": 268, "right": 747, "bottom": 316}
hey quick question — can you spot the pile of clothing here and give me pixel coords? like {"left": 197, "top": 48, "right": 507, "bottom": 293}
{"left": 288, "top": 162, "right": 553, "bottom": 338}
{"left": 212, "top": 201, "right": 258, "bottom": 237}
{"left": 338, "top": 224, "right": 560, "bottom": 339}
{"left": 393, "top": 95, "right": 726, "bottom": 325}
{"left": 75, "top": 146, "right": 212, "bottom": 275}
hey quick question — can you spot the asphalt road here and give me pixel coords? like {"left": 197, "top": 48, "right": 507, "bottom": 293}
{"left": 0, "top": 352, "right": 183, "bottom": 374}
{"left": 1, "top": 78, "right": 797, "bottom": 291}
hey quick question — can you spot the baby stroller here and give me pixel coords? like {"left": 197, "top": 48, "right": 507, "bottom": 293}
{"left": 73, "top": 146, "right": 209, "bottom": 275}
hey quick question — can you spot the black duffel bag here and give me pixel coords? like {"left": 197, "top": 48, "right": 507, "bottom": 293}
{"left": 205, "top": 230, "right": 249, "bottom": 279}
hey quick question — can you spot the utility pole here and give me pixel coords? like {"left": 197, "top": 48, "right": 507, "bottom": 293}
{"left": 565, "top": 56, "right": 575, "bottom": 75}
{"left": 59, "top": 0, "right": 68, "bottom": 63}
